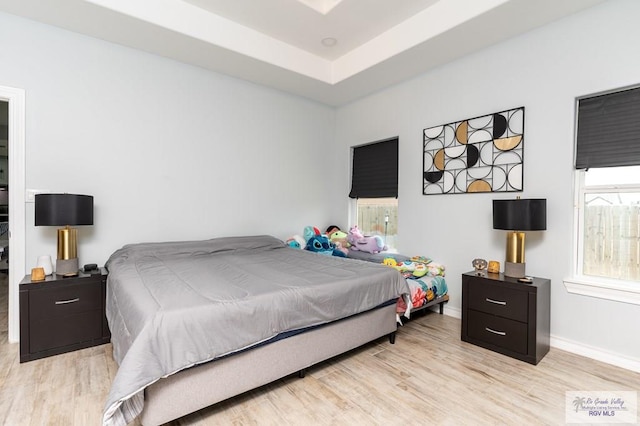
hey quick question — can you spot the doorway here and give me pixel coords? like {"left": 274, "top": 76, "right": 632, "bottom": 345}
{"left": 0, "top": 85, "right": 26, "bottom": 344}
{"left": 0, "top": 100, "right": 6, "bottom": 345}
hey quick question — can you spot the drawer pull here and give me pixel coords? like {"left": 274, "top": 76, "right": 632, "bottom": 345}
{"left": 485, "top": 298, "right": 506, "bottom": 306}
{"left": 55, "top": 298, "right": 80, "bottom": 305}
{"left": 485, "top": 327, "right": 506, "bottom": 336}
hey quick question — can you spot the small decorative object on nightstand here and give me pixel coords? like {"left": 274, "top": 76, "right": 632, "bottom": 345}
{"left": 472, "top": 258, "right": 487, "bottom": 276}
{"left": 30, "top": 267, "right": 45, "bottom": 282}
{"left": 19, "top": 268, "right": 110, "bottom": 362}
{"left": 36, "top": 255, "right": 54, "bottom": 275}
{"left": 461, "top": 271, "right": 550, "bottom": 365}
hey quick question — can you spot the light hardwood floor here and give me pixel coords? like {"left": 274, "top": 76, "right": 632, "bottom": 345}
{"left": 1, "top": 278, "right": 638, "bottom": 425}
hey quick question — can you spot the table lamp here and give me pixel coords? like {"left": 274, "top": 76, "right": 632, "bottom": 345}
{"left": 35, "top": 193, "right": 93, "bottom": 276}
{"left": 492, "top": 198, "right": 546, "bottom": 278}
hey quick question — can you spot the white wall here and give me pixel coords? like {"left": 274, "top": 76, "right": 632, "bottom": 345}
{"left": 0, "top": 12, "right": 340, "bottom": 269}
{"left": 336, "top": 0, "right": 640, "bottom": 364}
{"left": 2, "top": 1, "right": 638, "bottom": 367}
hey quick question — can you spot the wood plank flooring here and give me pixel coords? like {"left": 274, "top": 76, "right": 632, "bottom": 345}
{"left": 1, "top": 275, "right": 639, "bottom": 425}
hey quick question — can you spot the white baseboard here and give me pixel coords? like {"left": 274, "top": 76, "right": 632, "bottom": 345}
{"left": 442, "top": 305, "right": 461, "bottom": 319}
{"left": 550, "top": 334, "right": 640, "bottom": 373}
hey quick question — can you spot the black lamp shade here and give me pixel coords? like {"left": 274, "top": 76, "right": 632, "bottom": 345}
{"left": 35, "top": 194, "right": 94, "bottom": 226}
{"left": 493, "top": 199, "right": 546, "bottom": 231}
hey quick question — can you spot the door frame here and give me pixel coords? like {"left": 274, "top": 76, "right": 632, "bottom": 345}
{"left": 0, "top": 85, "right": 26, "bottom": 343}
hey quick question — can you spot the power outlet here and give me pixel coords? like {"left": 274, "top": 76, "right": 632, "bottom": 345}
{"left": 26, "top": 189, "right": 50, "bottom": 203}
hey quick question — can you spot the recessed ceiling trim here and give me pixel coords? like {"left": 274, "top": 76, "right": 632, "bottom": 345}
{"left": 86, "top": 0, "right": 333, "bottom": 82}
{"left": 0, "top": 0, "right": 610, "bottom": 105}
{"left": 295, "top": 0, "right": 343, "bottom": 15}
{"left": 332, "top": 0, "right": 509, "bottom": 82}
{"left": 87, "top": 0, "right": 512, "bottom": 86}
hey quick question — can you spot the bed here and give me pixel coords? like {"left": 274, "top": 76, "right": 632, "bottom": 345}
{"left": 346, "top": 250, "right": 449, "bottom": 317}
{"left": 102, "top": 235, "right": 410, "bottom": 426}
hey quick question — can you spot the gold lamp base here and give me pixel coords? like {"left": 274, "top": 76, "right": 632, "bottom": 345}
{"left": 56, "top": 258, "right": 79, "bottom": 276}
{"left": 56, "top": 226, "right": 79, "bottom": 276}
{"left": 57, "top": 226, "right": 77, "bottom": 259}
{"left": 504, "top": 261, "right": 526, "bottom": 278}
{"left": 504, "top": 231, "right": 526, "bottom": 278}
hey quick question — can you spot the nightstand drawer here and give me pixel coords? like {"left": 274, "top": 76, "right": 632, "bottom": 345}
{"left": 29, "top": 282, "right": 101, "bottom": 319}
{"left": 467, "top": 309, "right": 528, "bottom": 355}
{"left": 30, "top": 310, "right": 103, "bottom": 353}
{"left": 467, "top": 282, "right": 528, "bottom": 322}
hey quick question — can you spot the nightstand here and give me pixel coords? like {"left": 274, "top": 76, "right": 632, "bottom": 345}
{"left": 461, "top": 271, "right": 550, "bottom": 365}
{"left": 19, "top": 269, "right": 110, "bottom": 363}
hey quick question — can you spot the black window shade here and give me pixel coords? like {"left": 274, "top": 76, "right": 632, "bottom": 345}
{"left": 575, "top": 86, "right": 640, "bottom": 169}
{"left": 349, "top": 138, "right": 398, "bottom": 199}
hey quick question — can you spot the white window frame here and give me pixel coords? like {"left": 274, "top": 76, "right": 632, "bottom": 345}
{"left": 564, "top": 169, "right": 640, "bottom": 305}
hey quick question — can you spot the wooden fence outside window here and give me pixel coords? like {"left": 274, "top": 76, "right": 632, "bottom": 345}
{"left": 356, "top": 200, "right": 397, "bottom": 249}
{"left": 583, "top": 205, "right": 640, "bottom": 281}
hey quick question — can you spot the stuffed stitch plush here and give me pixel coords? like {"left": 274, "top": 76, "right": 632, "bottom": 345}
{"left": 305, "top": 234, "right": 347, "bottom": 257}
{"left": 303, "top": 226, "right": 321, "bottom": 243}
{"left": 302, "top": 226, "right": 346, "bottom": 257}
{"left": 347, "top": 225, "right": 387, "bottom": 254}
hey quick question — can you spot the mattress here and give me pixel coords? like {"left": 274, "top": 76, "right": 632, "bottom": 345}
{"left": 103, "top": 235, "right": 409, "bottom": 426}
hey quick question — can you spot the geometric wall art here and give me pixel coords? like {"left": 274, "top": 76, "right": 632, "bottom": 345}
{"left": 423, "top": 107, "right": 525, "bottom": 195}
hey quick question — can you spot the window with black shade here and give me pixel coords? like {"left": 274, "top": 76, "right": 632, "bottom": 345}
{"left": 572, "top": 85, "right": 640, "bottom": 289}
{"left": 575, "top": 86, "right": 640, "bottom": 170}
{"left": 350, "top": 138, "right": 399, "bottom": 249}
{"left": 349, "top": 138, "right": 398, "bottom": 199}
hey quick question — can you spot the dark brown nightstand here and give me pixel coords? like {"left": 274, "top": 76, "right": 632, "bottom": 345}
{"left": 461, "top": 271, "right": 550, "bottom": 365}
{"left": 19, "top": 268, "right": 110, "bottom": 363}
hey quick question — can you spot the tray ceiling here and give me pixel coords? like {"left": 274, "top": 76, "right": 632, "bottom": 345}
{"left": 0, "top": 0, "right": 609, "bottom": 105}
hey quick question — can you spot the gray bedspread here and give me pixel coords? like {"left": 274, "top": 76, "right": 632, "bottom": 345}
{"left": 102, "top": 235, "right": 409, "bottom": 426}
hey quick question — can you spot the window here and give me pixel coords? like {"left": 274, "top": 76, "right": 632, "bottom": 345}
{"left": 576, "top": 166, "right": 640, "bottom": 281}
{"left": 355, "top": 198, "right": 398, "bottom": 249}
{"left": 566, "top": 85, "right": 640, "bottom": 305}
{"left": 350, "top": 138, "right": 398, "bottom": 250}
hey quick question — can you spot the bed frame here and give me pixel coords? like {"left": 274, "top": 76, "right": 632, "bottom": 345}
{"left": 140, "top": 303, "right": 397, "bottom": 425}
